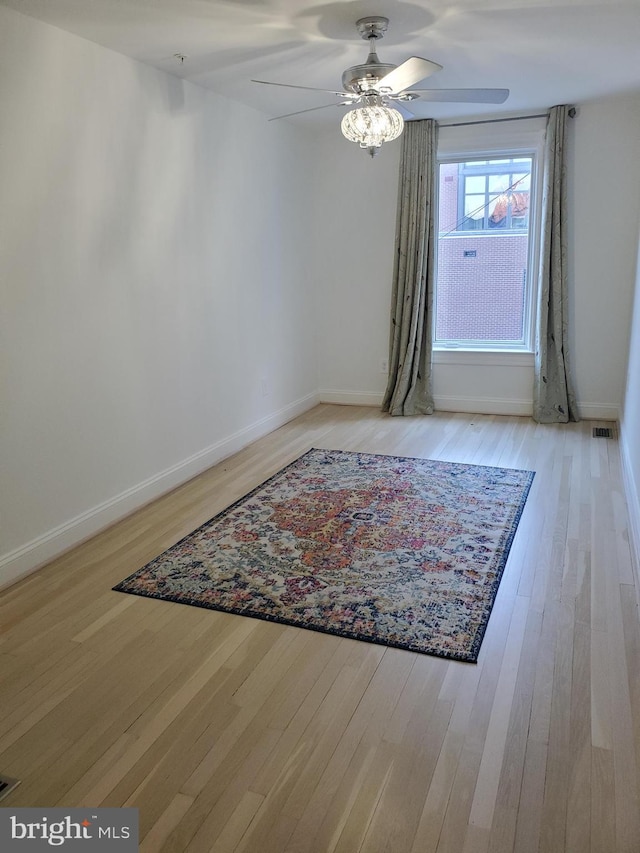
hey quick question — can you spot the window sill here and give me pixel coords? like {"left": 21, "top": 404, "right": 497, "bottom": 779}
{"left": 439, "top": 231, "right": 529, "bottom": 238}
{"left": 432, "top": 349, "right": 534, "bottom": 367}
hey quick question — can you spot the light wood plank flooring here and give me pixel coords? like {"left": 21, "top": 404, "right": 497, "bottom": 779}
{"left": 1, "top": 405, "right": 639, "bottom": 852}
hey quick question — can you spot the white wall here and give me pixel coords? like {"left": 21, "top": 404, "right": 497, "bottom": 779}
{"left": 620, "top": 230, "right": 640, "bottom": 580}
{"left": 314, "top": 94, "right": 640, "bottom": 420}
{"left": 312, "top": 134, "right": 402, "bottom": 405}
{"left": 0, "top": 6, "right": 319, "bottom": 586}
{"left": 570, "top": 94, "right": 640, "bottom": 416}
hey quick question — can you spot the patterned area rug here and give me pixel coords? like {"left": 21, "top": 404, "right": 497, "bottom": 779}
{"left": 114, "top": 449, "right": 534, "bottom": 662}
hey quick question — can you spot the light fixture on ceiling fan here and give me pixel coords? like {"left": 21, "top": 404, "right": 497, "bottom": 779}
{"left": 340, "top": 93, "right": 404, "bottom": 155}
{"left": 253, "top": 16, "right": 509, "bottom": 157}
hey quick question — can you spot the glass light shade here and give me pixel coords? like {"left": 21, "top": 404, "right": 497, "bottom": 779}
{"left": 341, "top": 104, "right": 404, "bottom": 151}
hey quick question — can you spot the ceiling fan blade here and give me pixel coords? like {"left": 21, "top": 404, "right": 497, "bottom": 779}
{"left": 378, "top": 57, "right": 443, "bottom": 93}
{"left": 252, "top": 79, "right": 349, "bottom": 97}
{"left": 409, "top": 88, "right": 510, "bottom": 104}
{"left": 268, "top": 102, "right": 350, "bottom": 121}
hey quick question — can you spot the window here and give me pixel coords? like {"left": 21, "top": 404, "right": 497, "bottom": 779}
{"left": 434, "top": 153, "right": 538, "bottom": 351}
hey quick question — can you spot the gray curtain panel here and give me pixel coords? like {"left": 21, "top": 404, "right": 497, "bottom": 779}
{"left": 533, "top": 105, "right": 579, "bottom": 423}
{"left": 382, "top": 119, "right": 438, "bottom": 416}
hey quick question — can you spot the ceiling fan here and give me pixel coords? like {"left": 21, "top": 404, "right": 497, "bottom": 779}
{"left": 252, "top": 16, "right": 509, "bottom": 157}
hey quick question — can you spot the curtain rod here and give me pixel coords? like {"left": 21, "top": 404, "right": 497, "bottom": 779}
{"left": 440, "top": 107, "right": 576, "bottom": 129}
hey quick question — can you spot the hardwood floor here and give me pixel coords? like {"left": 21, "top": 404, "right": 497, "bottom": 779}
{"left": 1, "top": 404, "right": 639, "bottom": 852}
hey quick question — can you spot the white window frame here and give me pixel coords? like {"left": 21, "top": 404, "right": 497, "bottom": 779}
{"left": 432, "top": 123, "right": 545, "bottom": 357}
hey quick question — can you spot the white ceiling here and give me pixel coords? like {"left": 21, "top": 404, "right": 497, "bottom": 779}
{"left": 3, "top": 0, "right": 640, "bottom": 127}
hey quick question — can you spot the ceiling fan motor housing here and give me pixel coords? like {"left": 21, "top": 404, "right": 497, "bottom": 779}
{"left": 341, "top": 61, "right": 396, "bottom": 94}
{"left": 343, "top": 15, "right": 395, "bottom": 94}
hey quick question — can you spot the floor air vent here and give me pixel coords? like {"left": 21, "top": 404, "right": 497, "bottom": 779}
{"left": 0, "top": 775, "right": 21, "bottom": 802}
{"left": 592, "top": 426, "right": 614, "bottom": 439}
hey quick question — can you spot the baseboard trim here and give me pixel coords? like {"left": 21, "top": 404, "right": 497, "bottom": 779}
{"left": 318, "top": 390, "right": 620, "bottom": 421}
{"left": 0, "top": 392, "right": 319, "bottom": 591}
{"left": 619, "top": 424, "right": 640, "bottom": 597}
{"left": 435, "top": 397, "right": 620, "bottom": 419}
{"left": 319, "top": 390, "right": 531, "bottom": 416}
{"left": 577, "top": 402, "right": 620, "bottom": 421}
{"left": 319, "top": 390, "right": 385, "bottom": 407}
{"left": 433, "top": 395, "right": 533, "bottom": 416}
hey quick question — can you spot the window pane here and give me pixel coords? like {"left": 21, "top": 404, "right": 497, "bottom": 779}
{"left": 436, "top": 157, "right": 533, "bottom": 345}
{"left": 488, "top": 174, "right": 509, "bottom": 192}
{"left": 512, "top": 172, "right": 530, "bottom": 190}
{"left": 511, "top": 191, "right": 529, "bottom": 221}
{"left": 464, "top": 195, "right": 485, "bottom": 217}
{"left": 487, "top": 194, "right": 501, "bottom": 216}
{"left": 465, "top": 175, "right": 485, "bottom": 194}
